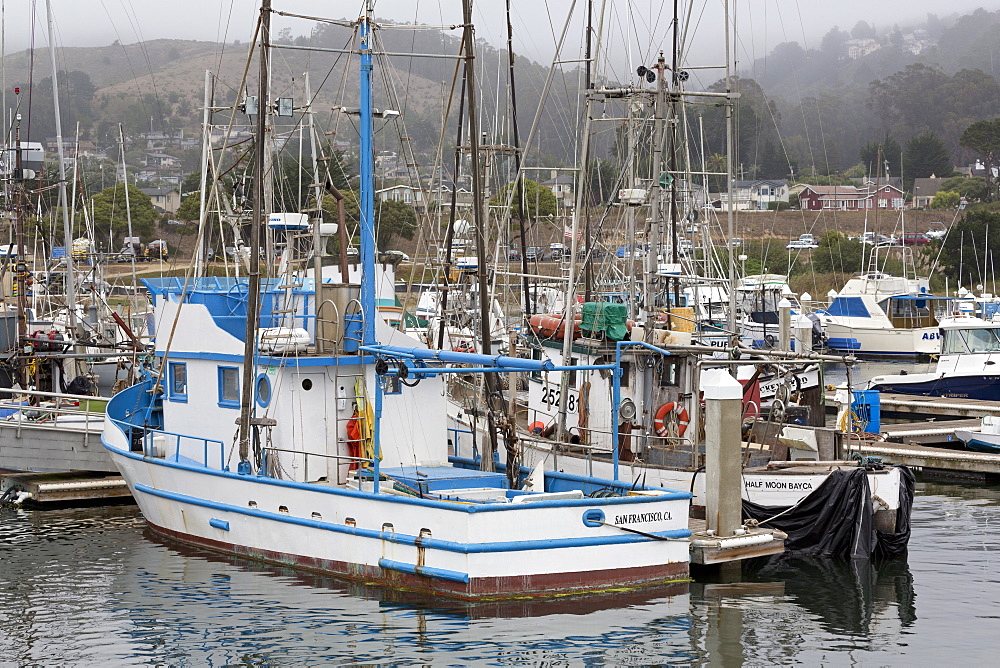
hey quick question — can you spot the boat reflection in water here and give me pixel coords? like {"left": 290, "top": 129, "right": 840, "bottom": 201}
{"left": 120, "top": 528, "right": 918, "bottom": 665}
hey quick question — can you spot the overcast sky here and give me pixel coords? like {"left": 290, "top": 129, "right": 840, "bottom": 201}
{"left": 10, "top": 1, "right": 1000, "bottom": 72}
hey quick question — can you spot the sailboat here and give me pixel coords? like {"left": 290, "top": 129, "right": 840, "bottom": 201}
{"left": 0, "top": 0, "right": 148, "bottom": 482}
{"left": 101, "top": 3, "right": 692, "bottom": 600}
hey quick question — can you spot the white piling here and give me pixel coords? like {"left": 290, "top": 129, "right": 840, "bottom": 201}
{"left": 701, "top": 369, "right": 744, "bottom": 537}
{"left": 778, "top": 298, "right": 792, "bottom": 351}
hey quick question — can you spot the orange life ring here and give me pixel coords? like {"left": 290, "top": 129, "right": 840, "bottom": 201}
{"left": 653, "top": 402, "right": 689, "bottom": 438}
{"left": 676, "top": 407, "right": 689, "bottom": 436}
{"left": 652, "top": 402, "right": 676, "bottom": 438}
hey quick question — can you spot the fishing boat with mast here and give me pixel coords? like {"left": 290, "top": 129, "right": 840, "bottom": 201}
{"left": 102, "top": 1, "right": 693, "bottom": 600}
{"left": 448, "top": 0, "right": 913, "bottom": 557}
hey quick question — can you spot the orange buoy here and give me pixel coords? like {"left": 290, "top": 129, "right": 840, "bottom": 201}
{"left": 528, "top": 314, "right": 582, "bottom": 339}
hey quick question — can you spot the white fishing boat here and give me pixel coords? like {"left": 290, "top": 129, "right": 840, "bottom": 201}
{"left": 102, "top": 4, "right": 692, "bottom": 600}
{"left": 819, "top": 273, "right": 953, "bottom": 356}
{"left": 869, "top": 314, "right": 1000, "bottom": 401}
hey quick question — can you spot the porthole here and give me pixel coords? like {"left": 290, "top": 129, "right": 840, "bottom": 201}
{"left": 278, "top": 505, "right": 289, "bottom": 514}
{"left": 256, "top": 374, "right": 272, "bottom": 407}
{"left": 248, "top": 500, "right": 258, "bottom": 508}
{"left": 302, "top": 378, "right": 313, "bottom": 391}
{"left": 311, "top": 512, "right": 323, "bottom": 520}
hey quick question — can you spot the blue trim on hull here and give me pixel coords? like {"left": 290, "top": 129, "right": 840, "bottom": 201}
{"left": 872, "top": 375, "right": 1000, "bottom": 401}
{"left": 379, "top": 558, "right": 470, "bottom": 583}
{"left": 131, "top": 483, "right": 691, "bottom": 553}
{"left": 962, "top": 438, "right": 1000, "bottom": 454}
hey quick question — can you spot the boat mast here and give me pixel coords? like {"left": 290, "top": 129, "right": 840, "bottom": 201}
{"left": 556, "top": 0, "right": 606, "bottom": 443}
{"left": 237, "top": 0, "right": 270, "bottom": 471}
{"left": 724, "top": 0, "right": 737, "bottom": 339}
{"left": 13, "top": 101, "right": 26, "bottom": 387}
{"left": 505, "top": 0, "right": 531, "bottom": 318}
{"left": 461, "top": 0, "right": 501, "bottom": 471}
{"left": 45, "top": 0, "right": 78, "bottom": 343}
{"left": 359, "top": 1, "right": 376, "bottom": 348}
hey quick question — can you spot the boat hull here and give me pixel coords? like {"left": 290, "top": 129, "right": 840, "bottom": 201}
{"left": 954, "top": 429, "right": 1000, "bottom": 454}
{"left": 824, "top": 322, "right": 940, "bottom": 356}
{"left": 105, "top": 444, "right": 691, "bottom": 601}
{"left": 870, "top": 374, "right": 1000, "bottom": 401}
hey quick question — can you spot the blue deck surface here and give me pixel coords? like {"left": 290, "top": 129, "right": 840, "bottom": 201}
{"left": 376, "top": 466, "right": 509, "bottom": 492}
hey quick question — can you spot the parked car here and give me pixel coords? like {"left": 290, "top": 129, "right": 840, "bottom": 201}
{"left": 901, "top": 233, "right": 930, "bottom": 246}
{"left": 786, "top": 234, "right": 818, "bottom": 250}
{"left": 525, "top": 246, "right": 543, "bottom": 261}
{"left": 926, "top": 224, "right": 947, "bottom": 240}
{"left": 507, "top": 249, "right": 521, "bottom": 261}
{"left": 377, "top": 250, "right": 410, "bottom": 263}
{"left": 729, "top": 238, "right": 743, "bottom": 248}
{"left": 875, "top": 235, "right": 899, "bottom": 247}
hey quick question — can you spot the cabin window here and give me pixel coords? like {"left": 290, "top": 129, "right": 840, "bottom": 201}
{"left": 620, "top": 361, "right": 631, "bottom": 388}
{"left": 256, "top": 374, "right": 272, "bottom": 408}
{"left": 658, "top": 360, "right": 680, "bottom": 387}
{"left": 168, "top": 362, "right": 187, "bottom": 402}
{"left": 218, "top": 366, "right": 240, "bottom": 408}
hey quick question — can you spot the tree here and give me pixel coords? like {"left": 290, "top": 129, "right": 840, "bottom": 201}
{"left": 336, "top": 191, "right": 416, "bottom": 249}
{"left": 490, "top": 178, "right": 557, "bottom": 223}
{"left": 940, "top": 176, "right": 988, "bottom": 201}
{"left": 851, "top": 21, "right": 876, "bottom": 40}
{"left": 859, "top": 135, "right": 902, "bottom": 177}
{"left": 903, "top": 131, "right": 953, "bottom": 189}
{"left": 375, "top": 199, "right": 417, "bottom": 249}
{"left": 960, "top": 118, "right": 1000, "bottom": 201}
{"left": 930, "top": 190, "right": 961, "bottom": 209}
{"left": 90, "top": 183, "right": 159, "bottom": 239}
{"left": 938, "top": 210, "right": 1000, "bottom": 284}
{"left": 812, "top": 231, "right": 865, "bottom": 274}
{"left": 820, "top": 27, "right": 849, "bottom": 59}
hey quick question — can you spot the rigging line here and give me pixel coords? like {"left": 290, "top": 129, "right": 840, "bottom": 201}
{"left": 98, "top": 1, "right": 151, "bottom": 132}
{"left": 117, "top": 0, "right": 168, "bottom": 128}
{"left": 213, "top": 0, "right": 237, "bottom": 77}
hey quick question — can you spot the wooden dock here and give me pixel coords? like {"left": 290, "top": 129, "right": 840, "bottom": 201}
{"left": 846, "top": 441, "right": 1000, "bottom": 476}
{"left": 826, "top": 392, "right": 1000, "bottom": 418}
{"left": 880, "top": 419, "right": 981, "bottom": 445}
{"left": 0, "top": 471, "right": 132, "bottom": 505}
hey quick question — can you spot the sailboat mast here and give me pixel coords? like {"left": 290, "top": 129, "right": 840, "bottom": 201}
{"left": 238, "top": 0, "right": 270, "bottom": 467}
{"left": 724, "top": 0, "right": 737, "bottom": 338}
{"left": 45, "top": 0, "right": 77, "bottom": 340}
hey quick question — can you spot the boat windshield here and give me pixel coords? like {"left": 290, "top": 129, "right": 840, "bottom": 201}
{"left": 942, "top": 327, "right": 1000, "bottom": 354}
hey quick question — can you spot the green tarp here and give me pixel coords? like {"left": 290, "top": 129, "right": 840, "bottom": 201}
{"left": 580, "top": 302, "right": 629, "bottom": 341}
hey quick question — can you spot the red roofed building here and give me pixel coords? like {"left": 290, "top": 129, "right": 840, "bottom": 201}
{"left": 798, "top": 184, "right": 904, "bottom": 211}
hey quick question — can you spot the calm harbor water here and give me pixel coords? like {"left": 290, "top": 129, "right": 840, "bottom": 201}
{"left": 1, "top": 478, "right": 998, "bottom": 665}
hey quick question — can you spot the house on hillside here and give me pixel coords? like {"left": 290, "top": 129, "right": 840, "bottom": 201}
{"left": 376, "top": 183, "right": 473, "bottom": 213}
{"left": 798, "top": 183, "right": 904, "bottom": 211}
{"left": 730, "top": 179, "right": 789, "bottom": 210}
{"left": 912, "top": 177, "right": 947, "bottom": 208}
{"left": 146, "top": 152, "right": 179, "bottom": 168}
{"left": 846, "top": 38, "right": 880, "bottom": 59}
{"left": 541, "top": 171, "right": 574, "bottom": 208}
{"left": 141, "top": 187, "right": 181, "bottom": 214}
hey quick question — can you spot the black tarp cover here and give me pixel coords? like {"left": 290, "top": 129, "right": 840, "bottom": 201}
{"left": 742, "top": 466, "right": 914, "bottom": 559}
